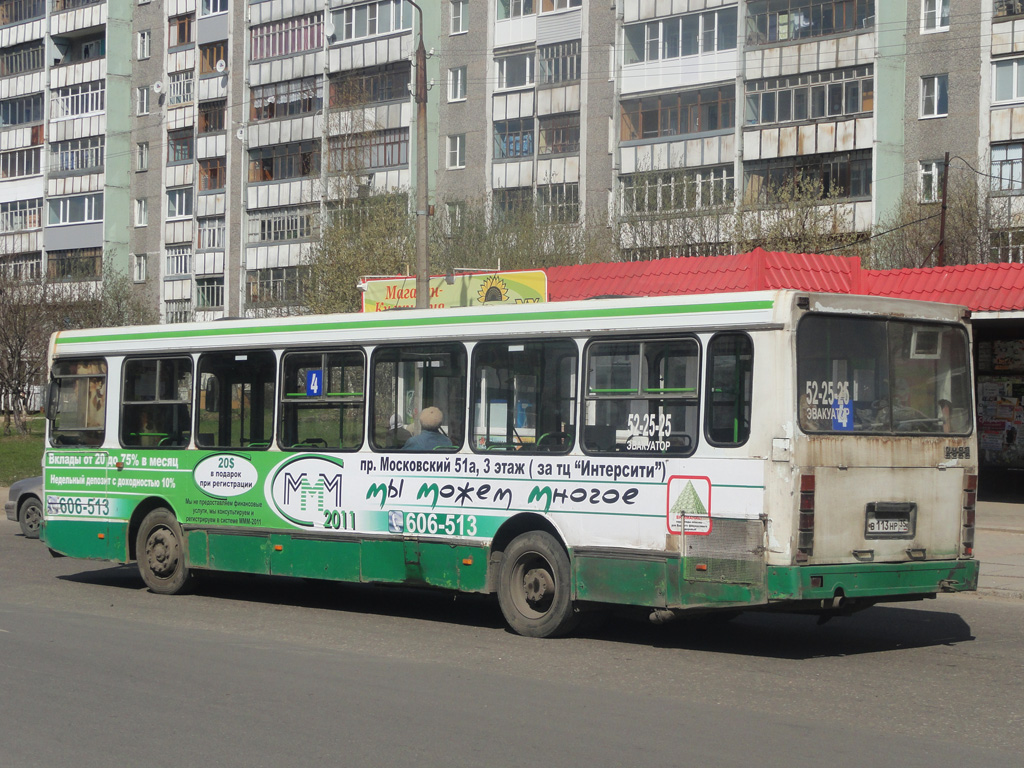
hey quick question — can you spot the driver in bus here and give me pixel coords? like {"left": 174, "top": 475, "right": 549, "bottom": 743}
{"left": 402, "top": 406, "right": 452, "bottom": 451}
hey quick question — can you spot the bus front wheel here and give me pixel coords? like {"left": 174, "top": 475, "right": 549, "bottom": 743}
{"left": 498, "top": 531, "right": 578, "bottom": 638}
{"left": 137, "top": 508, "right": 192, "bottom": 595}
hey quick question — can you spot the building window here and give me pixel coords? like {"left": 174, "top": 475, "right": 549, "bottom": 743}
{"left": 166, "top": 244, "right": 192, "bottom": 276}
{"left": 451, "top": 0, "right": 468, "bottom": 34}
{"left": 137, "top": 30, "right": 151, "bottom": 60}
{"left": 921, "top": 74, "right": 948, "bottom": 117}
{"left": 1, "top": 253, "right": 43, "bottom": 283}
{"left": 0, "top": 93, "right": 44, "bottom": 127}
{"left": 251, "top": 14, "right": 324, "bottom": 61}
{"left": 246, "top": 266, "right": 309, "bottom": 306}
{"left": 329, "top": 64, "right": 409, "bottom": 108}
{"left": 492, "top": 187, "right": 533, "bottom": 222}
{"left": 538, "top": 113, "right": 580, "bottom": 155}
{"left": 497, "top": 0, "right": 536, "bottom": 20}
{"left": 991, "top": 143, "right": 1024, "bottom": 192}
{"left": 922, "top": 0, "right": 950, "bottom": 32}
{"left": 249, "top": 141, "right": 322, "bottom": 182}
{"left": 328, "top": 129, "right": 409, "bottom": 172}
{"left": 996, "top": 1, "right": 1024, "bottom": 19}
{"left": 744, "top": 150, "right": 872, "bottom": 203}
{"left": 169, "top": 14, "right": 194, "bottom": 47}
{"left": 199, "top": 157, "right": 227, "bottom": 191}
{"left": 251, "top": 77, "right": 323, "bottom": 121}
{"left": 993, "top": 58, "right": 1024, "bottom": 103}
{"left": 134, "top": 253, "right": 147, "bottom": 283}
{"left": 198, "top": 101, "right": 226, "bottom": 133}
{"left": 49, "top": 136, "right": 104, "bottom": 175}
{"left": 0, "top": 198, "right": 43, "bottom": 232}
{"left": 496, "top": 52, "right": 534, "bottom": 89}
{"left": 744, "top": 66, "right": 873, "bottom": 126}
{"left": 165, "top": 299, "right": 192, "bottom": 324}
{"left": 990, "top": 229, "right": 1024, "bottom": 262}
{"left": 539, "top": 40, "right": 580, "bottom": 85}
{"left": 196, "top": 276, "right": 225, "bottom": 308}
{"left": 200, "top": 41, "right": 228, "bottom": 75}
{"left": 200, "top": 0, "right": 227, "bottom": 16}
{"left": 541, "top": 0, "right": 581, "bottom": 11}
{"left": 197, "top": 216, "right": 226, "bottom": 249}
{"left": 135, "top": 198, "right": 148, "bottom": 227}
{"left": 919, "top": 160, "right": 945, "bottom": 203}
{"left": 48, "top": 193, "right": 103, "bottom": 225}
{"left": 247, "top": 206, "right": 319, "bottom": 243}
{"left": 167, "top": 129, "right": 194, "bottom": 163}
{"left": 50, "top": 81, "right": 105, "bottom": 120}
{"left": 0, "top": 146, "right": 41, "bottom": 178}
{"left": 746, "top": 1, "right": 875, "bottom": 45}
{"left": 447, "top": 134, "right": 466, "bottom": 169}
{"left": 537, "top": 182, "right": 579, "bottom": 223}
{"left": 0, "top": 40, "right": 45, "bottom": 78}
{"left": 136, "top": 87, "right": 150, "bottom": 116}
{"left": 448, "top": 66, "right": 467, "bottom": 102}
{"left": 333, "top": 0, "right": 413, "bottom": 42}
{"left": 136, "top": 142, "right": 149, "bottom": 171}
{"left": 168, "top": 71, "right": 194, "bottom": 106}
{"left": 494, "top": 118, "right": 535, "bottom": 159}
{"left": 167, "top": 187, "right": 194, "bottom": 219}
{"left": 47, "top": 248, "right": 103, "bottom": 281}
{"left": 625, "top": 8, "right": 738, "bottom": 65}
{"left": 621, "top": 166, "right": 735, "bottom": 214}
{"left": 621, "top": 86, "right": 736, "bottom": 141}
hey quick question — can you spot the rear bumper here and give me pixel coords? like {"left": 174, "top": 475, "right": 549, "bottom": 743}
{"left": 766, "top": 558, "right": 979, "bottom": 602}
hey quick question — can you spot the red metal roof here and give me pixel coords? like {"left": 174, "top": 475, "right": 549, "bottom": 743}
{"left": 546, "top": 249, "right": 1024, "bottom": 312}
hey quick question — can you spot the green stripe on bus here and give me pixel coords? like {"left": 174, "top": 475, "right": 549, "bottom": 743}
{"left": 55, "top": 299, "right": 775, "bottom": 346}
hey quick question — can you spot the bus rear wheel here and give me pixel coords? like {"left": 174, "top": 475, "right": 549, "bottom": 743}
{"left": 498, "top": 531, "right": 578, "bottom": 638}
{"left": 137, "top": 508, "right": 192, "bottom": 595}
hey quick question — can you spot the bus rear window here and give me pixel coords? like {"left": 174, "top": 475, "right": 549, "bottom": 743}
{"left": 583, "top": 337, "right": 699, "bottom": 455}
{"left": 49, "top": 359, "right": 107, "bottom": 446}
{"left": 797, "top": 316, "right": 972, "bottom": 435}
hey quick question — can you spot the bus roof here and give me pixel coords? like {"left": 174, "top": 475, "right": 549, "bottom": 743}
{"left": 50, "top": 289, "right": 968, "bottom": 358}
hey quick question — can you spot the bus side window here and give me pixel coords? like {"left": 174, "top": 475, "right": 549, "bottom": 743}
{"left": 470, "top": 340, "right": 577, "bottom": 453}
{"left": 121, "top": 357, "right": 193, "bottom": 448}
{"left": 705, "top": 333, "right": 753, "bottom": 446}
{"left": 196, "top": 351, "right": 276, "bottom": 449}
{"left": 48, "top": 359, "right": 108, "bottom": 447}
{"left": 279, "top": 350, "right": 365, "bottom": 451}
{"left": 583, "top": 337, "right": 699, "bottom": 455}
{"left": 371, "top": 343, "right": 467, "bottom": 451}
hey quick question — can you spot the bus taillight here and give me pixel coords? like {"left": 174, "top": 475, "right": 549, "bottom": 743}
{"left": 961, "top": 474, "right": 977, "bottom": 558}
{"left": 797, "top": 474, "right": 815, "bottom": 562}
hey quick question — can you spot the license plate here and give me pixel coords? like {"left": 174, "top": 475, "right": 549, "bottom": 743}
{"left": 867, "top": 518, "right": 910, "bottom": 535}
{"left": 865, "top": 502, "right": 916, "bottom": 539}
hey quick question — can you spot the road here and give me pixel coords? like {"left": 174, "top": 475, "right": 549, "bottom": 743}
{"left": 1, "top": 516, "right": 1022, "bottom": 768}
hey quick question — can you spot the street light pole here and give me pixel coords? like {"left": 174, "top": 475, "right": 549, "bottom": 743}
{"left": 407, "top": 1, "right": 430, "bottom": 309}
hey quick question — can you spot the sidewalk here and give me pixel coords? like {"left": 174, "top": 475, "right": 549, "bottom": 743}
{"left": 3, "top": 486, "right": 1021, "bottom": 598}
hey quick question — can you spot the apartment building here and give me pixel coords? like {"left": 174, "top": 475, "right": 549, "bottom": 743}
{"left": 3, "top": 2, "right": 1024, "bottom": 325}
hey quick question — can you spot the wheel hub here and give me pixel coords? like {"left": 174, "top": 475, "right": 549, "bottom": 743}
{"left": 522, "top": 567, "right": 554, "bottom": 606}
{"left": 146, "top": 529, "right": 179, "bottom": 578}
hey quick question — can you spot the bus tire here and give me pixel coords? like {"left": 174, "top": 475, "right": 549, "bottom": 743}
{"left": 18, "top": 497, "right": 42, "bottom": 539}
{"left": 498, "top": 531, "right": 578, "bottom": 638}
{"left": 137, "top": 508, "right": 192, "bottom": 595}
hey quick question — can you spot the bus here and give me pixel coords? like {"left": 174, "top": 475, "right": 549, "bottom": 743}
{"left": 40, "top": 290, "right": 979, "bottom": 637}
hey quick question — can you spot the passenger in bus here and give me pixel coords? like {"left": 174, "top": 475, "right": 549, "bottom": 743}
{"left": 385, "top": 414, "right": 412, "bottom": 448}
{"left": 402, "top": 406, "right": 452, "bottom": 451}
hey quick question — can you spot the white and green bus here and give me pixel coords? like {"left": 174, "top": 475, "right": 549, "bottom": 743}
{"left": 40, "top": 290, "right": 979, "bottom": 637}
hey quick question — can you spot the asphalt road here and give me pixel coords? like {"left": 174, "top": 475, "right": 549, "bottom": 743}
{"left": 2, "top": 517, "right": 1022, "bottom": 768}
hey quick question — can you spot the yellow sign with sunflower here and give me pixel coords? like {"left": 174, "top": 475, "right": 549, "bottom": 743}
{"left": 361, "top": 270, "right": 547, "bottom": 312}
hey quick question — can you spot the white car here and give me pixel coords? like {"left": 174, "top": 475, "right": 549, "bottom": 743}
{"left": 5, "top": 476, "right": 43, "bottom": 539}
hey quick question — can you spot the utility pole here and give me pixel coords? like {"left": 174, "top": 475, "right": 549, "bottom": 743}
{"left": 937, "top": 151, "right": 949, "bottom": 267}
{"left": 408, "top": 1, "right": 430, "bottom": 309}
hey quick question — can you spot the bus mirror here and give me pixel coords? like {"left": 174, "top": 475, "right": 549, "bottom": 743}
{"left": 204, "top": 378, "right": 219, "bottom": 412}
{"left": 44, "top": 380, "right": 59, "bottom": 420}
